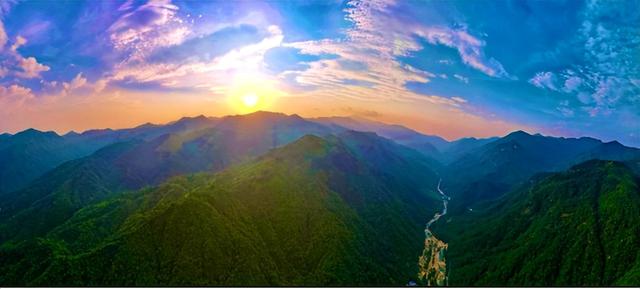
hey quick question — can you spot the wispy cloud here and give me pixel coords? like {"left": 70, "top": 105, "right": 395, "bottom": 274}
{"left": 0, "top": 21, "right": 7, "bottom": 48}
{"left": 283, "top": 0, "right": 467, "bottom": 106}
{"left": 109, "top": 24, "right": 284, "bottom": 93}
{"left": 528, "top": 71, "right": 557, "bottom": 91}
{"left": 453, "top": 74, "right": 469, "bottom": 84}
{"left": 109, "top": 0, "right": 192, "bottom": 62}
{"left": 415, "top": 26, "right": 511, "bottom": 78}
{"left": 0, "top": 0, "right": 637, "bottom": 145}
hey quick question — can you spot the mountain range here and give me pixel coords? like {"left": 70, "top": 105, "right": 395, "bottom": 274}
{"left": 434, "top": 160, "right": 640, "bottom": 286}
{"left": 1, "top": 111, "right": 639, "bottom": 286}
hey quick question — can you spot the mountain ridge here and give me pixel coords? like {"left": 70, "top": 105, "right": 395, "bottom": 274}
{"left": 435, "top": 160, "right": 640, "bottom": 286}
{"left": 0, "top": 131, "right": 442, "bottom": 286}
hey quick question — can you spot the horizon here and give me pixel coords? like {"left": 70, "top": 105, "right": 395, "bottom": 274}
{"left": 3, "top": 110, "right": 635, "bottom": 148}
{"left": 0, "top": 0, "right": 638, "bottom": 146}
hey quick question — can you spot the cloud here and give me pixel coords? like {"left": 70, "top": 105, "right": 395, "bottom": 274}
{"left": 109, "top": 0, "right": 191, "bottom": 62}
{"left": 579, "top": 1, "right": 638, "bottom": 75}
{"left": 109, "top": 24, "right": 284, "bottom": 93}
{"left": 0, "top": 0, "right": 17, "bottom": 17}
{"left": 63, "top": 73, "right": 88, "bottom": 91}
{"left": 556, "top": 100, "right": 574, "bottom": 117}
{"left": 528, "top": 71, "right": 557, "bottom": 91}
{"left": 415, "top": 26, "right": 511, "bottom": 78}
{"left": 41, "top": 73, "right": 107, "bottom": 98}
{"left": 0, "top": 21, "right": 7, "bottom": 48}
{"left": 556, "top": 1, "right": 640, "bottom": 116}
{"left": 0, "top": 0, "right": 17, "bottom": 46}
{"left": 0, "top": 84, "right": 34, "bottom": 109}
{"left": 451, "top": 96, "right": 467, "bottom": 103}
{"left": 16, "top": 56, "right": 50, "bottom": 78}
{"left": 279, "top": 0, "right": 512, "bottom": 111}
{"left": 282, "top": 0, "right": 471, "bottom": 106}
{"left": 453, "top": 74, "right": 469, "bottom": 84}
{"left": 562, "top": 75, "right": 582, "bottom": 92}
{"left": 0, "top": 21, "right": 50, "bottom": 79}
{"left": 9, "top": 35, "right": 25, "bottom": 51}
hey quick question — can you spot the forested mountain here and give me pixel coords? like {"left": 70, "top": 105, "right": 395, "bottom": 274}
{"left": 0, "top": 132, "right": 441, "bottom": 286}
{"left": 0, "top": 112, "right": 341, "bottom": 244}
{"left": 444, "top": 131, "right": 640, "bottom": 209}
{"left": 313, "top": 116, "right": 447, "bottom": 159}
{"left": 434, "top": 160, "right": 640, "bottom": 286}
{"left": 0, "top": 129, "right": 98, "bottom": 194}
{"left": 312, "top": 116, "right": 501, "bottom": 164}
{"left": 0, "top": 116, "right": 220, "bottom": 195}
{"left": 1, "top": 112, "right": 640, "bottom": 286}
{"left": 64, "top": 115, "right": 220, "bottom": 148}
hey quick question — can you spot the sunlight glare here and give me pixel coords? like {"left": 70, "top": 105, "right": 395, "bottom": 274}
{"left": 242, "top": 93, "right": 259, "bottom": 107}
{"left": 226, "top": 71, "right": 286, "bottom": 113}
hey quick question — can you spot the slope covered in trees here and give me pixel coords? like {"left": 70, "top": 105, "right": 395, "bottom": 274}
{"left": 434, "top": 160, "right": 640, "bottom": 286}
{"left": 0, "top": 132, "right": 441, "bottom": 286}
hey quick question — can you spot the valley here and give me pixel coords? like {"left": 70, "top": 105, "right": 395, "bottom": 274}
{"left": 2, "top": 0, "right": 638, "bottom": 286}
{"left": 417, "top": 180, "right": 450, "bottom": 286}
{"left": 0, "top": 111, "right": 639, "bottom": 286}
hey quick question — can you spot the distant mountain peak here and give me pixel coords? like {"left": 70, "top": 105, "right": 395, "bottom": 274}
{"left": 289, "top": 113, "right": 304, "bottom": 120}
{"left": 64, "top": 131, "right": 80, "bottom": 137}
{"left": 14, "top": 128, "right": 60, "bottom": 138}
{"left": 603, "top": 140, "right": 623, "bottom": 147}
{"left": 264, "top": 134, "right": 333, "bottom": 162}
{"left": 179, "top": 114, "right": 208, "bottom": 121}
{"left": 169, "top": 114, "right": 212, "bottom": 125}
{"left": 79, "top": 128, "right": 115, "bottom": 136}
{"left": 219, "top": 111, "right": 319, "bottom": 128}
{"left": 133, "top": 122, "right": 158, "bottom": 129}
{"left": 17, "top": 128, "right": 43, "bottom": 134}
{"left": 505, "top": 130, "right": 531, "bottom": 138}
{"left": 244, "top": 110, "right": 287, "bottom": 117}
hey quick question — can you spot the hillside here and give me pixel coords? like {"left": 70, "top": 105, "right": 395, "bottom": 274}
{"left": 0, "top": 116, "right": 220, "bottom": 195}
{"left": 0, "top": 129, "right": 98, "bottom": 194}
{"left": 0, "top": 112, "right": 342, "bottom": 243}
{"left": 0, "top": 142, "right": 140, "bottom": 241}
{"left": 0, "top": 132, "right": 442, "bottom": 286}
{"left": 313, "top": 116, "right": 447, "bottom": 158}
{"left": 2, "top": 112, "right": 640, "bottom": 286}
{"left": 434, "top": 160, "right": 640, "bottom": 286}
{"left": 444, "top": 131, "right": 640, "bottom": 209}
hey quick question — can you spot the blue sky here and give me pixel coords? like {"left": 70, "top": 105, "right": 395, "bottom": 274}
{"left": 0, "top": 0, "right": 638, "bottom": 146}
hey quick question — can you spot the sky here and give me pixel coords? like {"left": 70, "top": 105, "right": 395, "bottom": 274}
{"left": 0, "top": 0, "right": 639, "bottom": 145}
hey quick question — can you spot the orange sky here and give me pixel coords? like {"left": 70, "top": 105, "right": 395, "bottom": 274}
{"left": 0, "top": 88, "right": 534, "bottom": 141}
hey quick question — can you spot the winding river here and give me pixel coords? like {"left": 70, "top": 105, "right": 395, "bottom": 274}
{"left": 417, "top": 179, "right": 450, "bottom": 286}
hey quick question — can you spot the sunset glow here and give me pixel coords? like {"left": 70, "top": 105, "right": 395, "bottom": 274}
{"left": 1, "top": 2, "right": 640, "bottom": 287}
{"left": 0, "top": 0, "right": 637, "bottom": 145}
{"left": 242, "top": 93, "right": 259, "bottom": 108}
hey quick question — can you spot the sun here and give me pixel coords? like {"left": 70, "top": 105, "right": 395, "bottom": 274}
{"left": 226, "top": 71, "right": 286, "bottom": 113}
{"left": 242, "top": 93, "right": 259, "bottom": 108}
